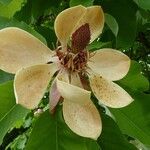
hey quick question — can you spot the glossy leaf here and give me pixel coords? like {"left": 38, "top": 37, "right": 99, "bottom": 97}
{"left": 118, "top": 61, "right": 149, "bottom": 91}
{"left": 105, "top": 13, "right": 118, "bottom": 37}
{"left": 110, "top": 92, "right": 150, "bottom": 146}
{"left": 0, "top": 81, "right": 29, "bottom": 144}
{"left": 0, "top": 0, "right": 24, "bottom": 18}
{"left": 98, "top": 0, "right": 137, "bottom": 48}
{"left": 134, "top": 0, "right": 150, "bottom": 10}
{"left": 0, "top": 81, "right": 15, "bottom": 119}
{"left": 112, "top": 60, "right": 150, "bottom": 145}
{"left": 26, "top": 108, "right": 100, "bottom": 150}
{"left": 98, "top": 113, "right": 137, "bottom": 150}
{"left": 0, "top": 1, "right": 149, "bottom": 149}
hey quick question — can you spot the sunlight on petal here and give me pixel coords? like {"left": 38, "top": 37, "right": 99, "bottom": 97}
{"left": 88, "top": 48, "right": 130, "bottom": 81}
{"left": 14, "top": 64, "right": 58, "bottom": 109}
{"left": 63, "top": 100, "right": 102, "bottom": 140}
{"left": 89, "top": 74, "right": 133, "bottom": 108}
{"left": 54, "top": 5, "right": 86, "bottom": 46}
{"left": 0, "top": 27, "right": 53, "bottom": 73}
{"left": 56, "top": 79, "right": 91, "bottom": 104}
{"left": 73, "top": 6, "right": 104, "bottom": 43}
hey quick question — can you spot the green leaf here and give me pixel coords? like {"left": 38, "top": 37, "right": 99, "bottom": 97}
{"left": 35, "top": 26, "right": 57, "bottom": 49}
{"left": 70, "top": 0, "right": 93, "bottom": 7}
{"left": 110, "top": 92, "right": 150, "bottom": 146}
{"left": 0, "top": 81, "right": 29, "bottom": 145}
{"left": 98, "top": 114, "right": 137, "bottom": 150}
{"left": 6, "top": 133, "right": 27, "bottom": 149}
{"left": 0, "top": 81, "right": 15, "bottom": 119}
{"left": 31, "top": 0, "right": 61, "bottom": 19}
{"left": 112, "top": 60, "right": 150, "bottom": 146}
{"left": 88, "top": 40, "right": 112, "bottom": 51}
{"left": 14, "top": 0, "right": 32, "bottom": 24}
{"left": 0, "top": 0, "right": 12, "bottom": 5}
{"left": 26, "top": 108, "right": 100, "bottom": 150}
{"left": 134, "top": 0, "right": 150, "bottom": 10}
{"left": 14, "top": 0, "right": 62, "bottom": 23}
{"left": 111, "top": 59, "right": 150, "bottom": 146}
{"left": 0, "top": 70, "right": 14, "bottom": 84}
{"left": 0, "top": 16, "right": 9, "bottom": 28}
{"left": 0, "top": 105, "right": 29, "bottom": 145}
{"left": 118, "top": 61, "right": 149, "bottom": 91}
{"left": 0, "top": 0, "right": 24, "bottom": 18}
{"left": 99, "top": 0, "right": 137, "bottom": 48}
{"left": 105, "top": 13, "right": 119, "bottom": 37}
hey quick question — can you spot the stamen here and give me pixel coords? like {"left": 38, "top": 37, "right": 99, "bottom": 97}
{"left": 56, "top": 48, "right": 89, "bottom": 73}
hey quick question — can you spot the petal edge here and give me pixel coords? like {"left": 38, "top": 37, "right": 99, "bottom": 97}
{"left": 0, "top": 27, "right": 53, "bottom": 73}
{"left": 89, "top": 75, "right": 133, "bottom": 108}
{"left": 14, "top": 64, "right": 58, "bottom": 109}
{"left": 88, "top": 48, "right": 131, "bottom": 81}
{"left": 63, "top": 100, "right": 102, "bottom": 139}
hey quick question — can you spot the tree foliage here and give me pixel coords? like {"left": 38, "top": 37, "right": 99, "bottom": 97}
{"left": 0, "top": 0, "right": 150, "bottom": 149}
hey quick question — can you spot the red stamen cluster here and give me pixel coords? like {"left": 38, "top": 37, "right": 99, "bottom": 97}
{"left": 56, "top": 49, "right": 88, "bottom": 72}
{"left": 56, "top": 23, "right": 91, "bottom": 72}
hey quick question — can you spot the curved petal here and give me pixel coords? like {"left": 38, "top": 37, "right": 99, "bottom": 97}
{"left": 70, "top": 72, "right": 83, "bottom": 88}
{"left": 14, "top": 64, "right": 58, "bottom": 109}
{"left": 73, "top": 6, "right": 104, "bottom": 43}
{"left": 63, "top": 100, "right": 102, "bottom": 139}
{"left": 56, "top": 79, "right": 91, "bottom": 104}
{"left": 87, "top": 48, "right": 131, "bottom": 81}
{"left": 0, "top": 27, "right": 53, "bottom": 73}
{"left": 49, "top": 80, "right": 61, "bottom": 113}
{"left": 89, "top": 74, "right": 133, "bottom": 108}
{"left": 54, "top": 5, "right": 86, "bottom": 46}
{"left": 56, "top": 69, "right": 69, "bottom": 83}
{"left": 49, "top": 69, "right": 69, "bottom": 112}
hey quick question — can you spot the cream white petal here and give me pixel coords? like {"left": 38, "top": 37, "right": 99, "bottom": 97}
{"left": 70, "top": 72, "right": 83, "bottom": 88}
{"left": 14, "top": 64, "right": 58, "bottom": 109}
{"left": 0, "top": 27, "right": 53, "bottom": 73}
{"left": 89, "top": 75, "right": 133, "bottom": 108}
{"left": 49, "top": 69, "right": 69, "bottom": 112}
{"left": 54, "top": 5, "right": 86, "bottom": 46}
{"left": 56, "top": 69, "right": 69, "bottom": 83}
{"left": 56, "top": 79, "right": 91, "bottom": 104}
{"left": 73, "top": 6, "right": 104, "bottom": 43}
{"left": 88, "top": 48, "right": 130, "bottom": 81}
{"left": 63, "top": 100, "right": 102, "bottom": 140}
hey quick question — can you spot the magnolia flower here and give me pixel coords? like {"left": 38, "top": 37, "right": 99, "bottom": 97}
{"left": 0, "top": 5, "right": 133, "bottom": 140}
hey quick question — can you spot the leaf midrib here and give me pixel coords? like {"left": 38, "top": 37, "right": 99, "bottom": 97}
{"left": 117, "top": 110, "right": 150, "bottom": 143}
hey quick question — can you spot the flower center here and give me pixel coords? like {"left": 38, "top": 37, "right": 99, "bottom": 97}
{"left": 54, "top": 23, "right": 91, "bottom": 73}
{"left": 56, "top": 49, "right": 89, "bottom": 72}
